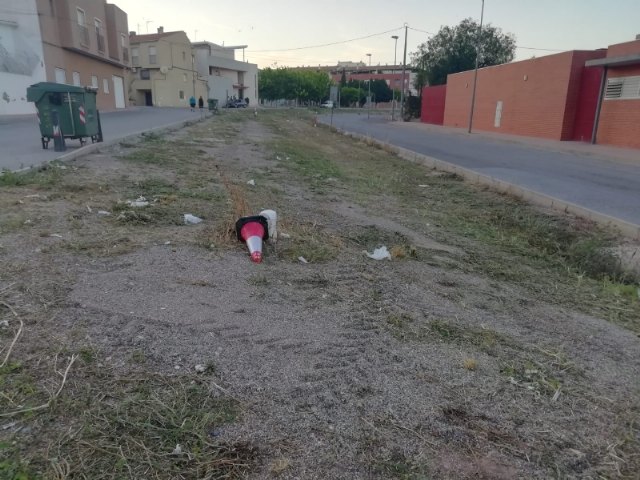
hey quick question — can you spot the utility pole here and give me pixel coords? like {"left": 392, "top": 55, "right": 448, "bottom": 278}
{"left": 391, "top": 35, "right": 399, "bottom": 121}
{"left": 400, "top": 23, "right": 408, "bottom": 121}
{"left": 366, "top": 53, "right": 372, "bottom": 119}
{"left": 468, "top": 0, "right": 485, "bottom": 133}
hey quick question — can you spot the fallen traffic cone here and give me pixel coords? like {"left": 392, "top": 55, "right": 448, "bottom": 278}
{"left": 236, "top": 215, "right": 269, "bottom": 263}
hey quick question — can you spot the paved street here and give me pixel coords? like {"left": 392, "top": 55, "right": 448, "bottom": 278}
{"left": 322, "top": 113, "right": 640, "bottom": 228}
{"left": 0, "top": 107, "right": 206, "bottom": 171}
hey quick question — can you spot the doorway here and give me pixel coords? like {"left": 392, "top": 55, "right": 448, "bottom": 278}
{"left": 144, "top": 91, "right": 153, "bottom": 106}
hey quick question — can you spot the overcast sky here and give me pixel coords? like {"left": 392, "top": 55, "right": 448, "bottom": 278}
{"left": 115, "top": 0, "right": 640, "bottom": 68}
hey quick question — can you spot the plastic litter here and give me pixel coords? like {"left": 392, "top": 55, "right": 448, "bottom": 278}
{"left": 171, "top": 444, "right": 182, "bottom": 455}
{"left": 184, "top": 214, "right": 203, "bottom": 225}
{"left": 298, "top": 256, "right": 308, "bottom": 264}
{"left": 365, "top": 246, "right": 391, "bottom": 260}
{"left": 280, "top": 232, "right": 291, "bottom": 239}
{"left": 195, "top": 364, "right": 206, "bottom": 373}
{"left": 259, "top": 209, "right": 277, "bottom": 242}
{"left": 247, "top": 179, "right": 256, "bottom": 186}
{"left": 127, "top": 196, "right": 149, "bottom": 207}
{"left": 97, "top": 210, "right": 111, "bottom": 216}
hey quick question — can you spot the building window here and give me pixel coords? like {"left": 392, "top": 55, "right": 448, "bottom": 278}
{"left": 54, "top": 68, "right": 67, "bottom": 84}
{"left": 95, "top": 18, "right": 104, "bottom": 52}
{"left": 182, "top": 51, "right": 186, "bottom": 62}
{"left": 604, "top": 76, "right": 640, "bottom": 100}
{"left": 131, "top": 47, "right": 139, "bottom": 66}
{"left": 140, "top": 69, "right": 150, "bottom": 80}
{"left": 76, "top": 8, "right": 88, "bottom": 45}
{"left": 72, "top": 71, "right": 81, "bottom": 86}
{"left": 148, "top": 46, "right": 157, "bottom": 65}
{"left": 179, "top": 90, "right": 184, "bottom": 99}
{"left": 91, "top": 75, "right": 98, "bottom": 88}
{"left": 183, "top": 73, "right": 187, "bottom": 82}
{"left": 103, "top": 78, "right": 109, "bottom": 94}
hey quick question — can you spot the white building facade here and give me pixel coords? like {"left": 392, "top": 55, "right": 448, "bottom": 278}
{"left": 192, "top": 42, "right": 258, "bottom": 106}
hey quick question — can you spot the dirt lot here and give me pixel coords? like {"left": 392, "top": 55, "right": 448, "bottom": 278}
{"left": 1, "top": 110, "right": 639, "bottom": 479}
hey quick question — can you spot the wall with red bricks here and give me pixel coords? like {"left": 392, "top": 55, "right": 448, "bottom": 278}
{"left": 571, "top": 66, "right": 604, "bottom": 142}
{"left": 597, "top": 65, "right": 640, "bottom": 149}
{"left": 421, "top": 85, "right": 447, "bottom": 125}
{"left": 443, "top": 51, "right": 605, "bottom": 140}
{"left": 607, "top": 39, "right": 640, "bottom": 57}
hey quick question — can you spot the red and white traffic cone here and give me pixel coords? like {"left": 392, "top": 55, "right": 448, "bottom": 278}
{"left": 236, "top": 215, "right": 269, "bottom": 263}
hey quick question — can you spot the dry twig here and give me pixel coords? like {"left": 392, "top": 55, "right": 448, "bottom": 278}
{"left": 0, "top": 301, "right": 23, "bottom": 368}
{"left": 0, "top": 354, "right": 78, "bottom": 417}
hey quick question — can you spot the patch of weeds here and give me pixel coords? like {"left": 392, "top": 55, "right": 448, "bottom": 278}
{"left": 130, "top": 349, "right": 146, "bottom": 364}
{"left": 0, "top": 214, "right": 31, "bottom": 233}
{"left": 373, "top": 449, "right": 430, "bottom": 479}
{"left": 248, "top": 274, "right": 269, "bottom": 286}
{"left": 463, "top": 358, "right": 478, "bottom": 371}
{"left": 269, "top": 458, "right": 292, "bottom": 475}
{"left": 3, "top": 355, "right": 254, "bottom": 479}
{"left": 500, "top": 361, "right": 562, "bottom": 396}
{"left": 78, "top": 347, "right": 96, "bottom": 364}
{"left": 0, "top": 166, "right": 63, "bottom": 188}
{"left": 135, "top": 177, "right": 178, "bottom": 196}
{"left": 387, "top": 313, "right": 413, "bottom": 329}
{"left": 278, "top": 222, "right": 343, "bottom": 263}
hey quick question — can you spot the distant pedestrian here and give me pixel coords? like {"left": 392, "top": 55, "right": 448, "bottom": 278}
{"left": 189, "top": 95, "right": 196, "bottom": 111}
{"left": 198, "top": 96, "right": 204, "bottom": 110}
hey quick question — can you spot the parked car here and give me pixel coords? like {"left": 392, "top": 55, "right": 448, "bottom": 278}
{"left": 226, "top": 99, "right": 247, "bottom": 108}
{"left": 321, "top": 100, "right": 334, "bottom": 108}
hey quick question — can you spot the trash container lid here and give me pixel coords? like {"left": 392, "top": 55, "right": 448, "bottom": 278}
{"left": 26, "top": 82, "right": 94, "bottom": 103}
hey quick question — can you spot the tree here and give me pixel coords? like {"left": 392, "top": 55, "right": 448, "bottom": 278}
{"left": 411, "top": 18, "right": 516, "bottom": 87}
{"left": 258, "top": 68, "right": 331, "bottom": 103}
{"left": 340, "top": 87, "right": 360, "bottom": 107}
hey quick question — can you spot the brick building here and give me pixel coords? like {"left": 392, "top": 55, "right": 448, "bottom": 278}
{"left": 421, "top": 37, "right": 640, "bottom": 150}
{"left": 0, "top": 0, "right": 130, "bottom": 114}
{"left": 586, "top": 39, "right": 640, "bottom": 149}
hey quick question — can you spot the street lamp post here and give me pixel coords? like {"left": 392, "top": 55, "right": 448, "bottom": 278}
{"left": 366, "top": 53, "right": 372, "bottom": 119}
{"left": 468, "top": 0, "right": 485, "bottom": 133}
{"left": 391, "top": 35, "right": 399, "bottom": 120}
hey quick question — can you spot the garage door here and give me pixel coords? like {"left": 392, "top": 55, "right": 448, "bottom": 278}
{"left": 112, "top": 75, "right": 125, "bottom": 109}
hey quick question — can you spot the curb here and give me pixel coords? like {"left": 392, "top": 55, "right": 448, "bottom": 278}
{"left": 52, "top": 113, "right": 211, "bottom": 163}
{"left": 335, "top": 128, "right": 640, "bottom": 241}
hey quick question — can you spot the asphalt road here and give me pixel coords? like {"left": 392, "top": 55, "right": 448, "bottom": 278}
{"left": 322, "top": 113, "right": 640, "bottom": 228}
{"left": 0, "top": 107, "right": 206, "bottom": 171}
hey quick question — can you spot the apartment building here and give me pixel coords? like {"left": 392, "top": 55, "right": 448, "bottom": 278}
{"left": 192, "top": 42, "right": 258, "bottom": 106}
{"left": 129, "top": 28, "right": 207, "bottom": 107}
{"left": 0, "top": 0, "right": 130, "bottom": 114}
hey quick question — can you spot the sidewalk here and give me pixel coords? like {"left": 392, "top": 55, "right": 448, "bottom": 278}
{"left": 323, "top": 112, "right": 640, "bottom": 237}
{"left": 406, "top": 120, "right": 640, "bottom": 166}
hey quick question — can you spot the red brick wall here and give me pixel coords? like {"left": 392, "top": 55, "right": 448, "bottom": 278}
{"left": 607, "top": 39, "right": 640, "bottom": 57}
{"left": 562, "top": 51, "right": 607, "bottom": 140}
{"left": 572, "top": 66, "right": 604, "bottom": 142}
{"left": 421, "top": 85, "right": 447, "bottom": 125}
{"left": 597, "top": 65, "right": 640, "bottom": 149}
{"left": 443, "top": 51, "right": 605, "bottom": 140}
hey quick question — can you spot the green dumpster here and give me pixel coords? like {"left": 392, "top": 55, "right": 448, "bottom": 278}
{"left": 207, "top": 98, "right": 218, "bottom": 112}
{"left": 26, "top": 82, "right": 102, "bottom": 149}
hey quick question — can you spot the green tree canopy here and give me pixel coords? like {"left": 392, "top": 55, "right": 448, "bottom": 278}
{"left": 411, "top": 18, "right": 516, "bottom": 87}
{"left": 258, "top": 68, "right": 331, "bottom": 103}
{"left": 346, "top": 79, "right": 393, "bottom": 103}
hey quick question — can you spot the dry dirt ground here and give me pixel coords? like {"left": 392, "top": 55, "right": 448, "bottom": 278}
{"left": 1, "top": 110, "right": 639, "bottom": 479}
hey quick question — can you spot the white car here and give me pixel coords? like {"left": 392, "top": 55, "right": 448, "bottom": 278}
{"left": 321, "top": 101, "right": 334, "bottom": 108}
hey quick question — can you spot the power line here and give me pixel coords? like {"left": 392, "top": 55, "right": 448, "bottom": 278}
{"left": 248, "top": 27, "right": 404, "bottom": 53}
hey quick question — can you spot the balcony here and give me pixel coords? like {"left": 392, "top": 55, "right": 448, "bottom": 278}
{"left": 78, "top": 24, "right": 89, "bottom": 47}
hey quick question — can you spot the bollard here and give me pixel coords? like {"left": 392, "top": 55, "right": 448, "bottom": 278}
{"left": 51, "top": 110, "right": 66, "bottom": 152}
